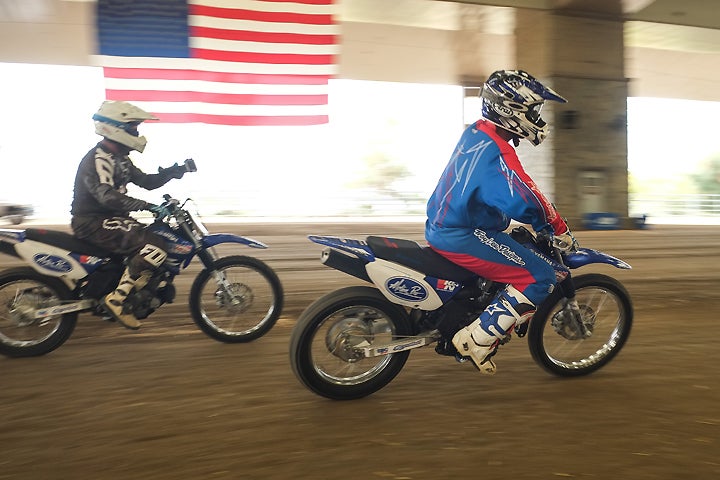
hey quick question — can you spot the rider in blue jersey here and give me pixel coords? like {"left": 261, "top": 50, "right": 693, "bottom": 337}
{"left": 425, "top": 70, "right": 578, "bottom": 374}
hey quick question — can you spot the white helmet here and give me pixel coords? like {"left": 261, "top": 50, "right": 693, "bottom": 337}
{"left": 92, "top": 101, "right": 158, "bottom": 153}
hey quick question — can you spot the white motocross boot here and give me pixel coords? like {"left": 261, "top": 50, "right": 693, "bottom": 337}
{"left": 101, "top": 267, "right": 142, "bottom": 330}
{"left": 102, "top": 243, "right": 167, "bottom": 330}
{"left": 452, "top": 286, "right": 536, "bottom": 374}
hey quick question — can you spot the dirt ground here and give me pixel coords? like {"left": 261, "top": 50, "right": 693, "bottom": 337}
{"left": 1, "top": 222, "right": 718, "bottom": 480}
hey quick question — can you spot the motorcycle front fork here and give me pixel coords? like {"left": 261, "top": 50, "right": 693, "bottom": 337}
{"left": 556, "top": 275, "right": 590, "bottom": 338}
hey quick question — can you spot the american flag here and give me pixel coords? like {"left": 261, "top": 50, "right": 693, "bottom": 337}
{"left": 95, "top": 0, "right": 339, "bottom": 126}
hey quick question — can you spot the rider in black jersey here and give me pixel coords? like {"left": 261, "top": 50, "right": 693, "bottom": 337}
{"left": 71, "top": 100, "right": 191, "bottom": 329}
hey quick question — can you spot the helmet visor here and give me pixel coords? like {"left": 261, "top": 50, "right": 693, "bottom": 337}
{"left": 122, "top": 121, "right": 141, "bottom": 137}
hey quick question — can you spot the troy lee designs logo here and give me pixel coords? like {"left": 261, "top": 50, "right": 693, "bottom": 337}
{"left": 385, "top": 277, "right": 428, "bottom": 302}
{"left": 473, "top": 229, "right": 526, "bottom": 266}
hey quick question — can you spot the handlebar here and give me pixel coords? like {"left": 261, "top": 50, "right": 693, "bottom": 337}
{"left": 534, "top": 229, "right": 567, "bottom": 266}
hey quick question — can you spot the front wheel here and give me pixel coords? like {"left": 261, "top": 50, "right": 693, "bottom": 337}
{"left": 189, "top": 255, "right": 283, "bottom": 343}
{"left": 0, "top": 268, "right": 78, "bottom": 357}
{"left": 290, "top": 286, "right": 413, "bottom": 400}
{"left": 528, "top": 273, "right": 633, "bottom": 377}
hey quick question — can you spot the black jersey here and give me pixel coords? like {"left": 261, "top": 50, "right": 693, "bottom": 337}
{"left": 71, "top": 143, "right": 175, "bottom": 217}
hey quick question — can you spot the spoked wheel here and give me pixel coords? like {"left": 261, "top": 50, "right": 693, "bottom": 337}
{"left": 190, "top": 255, "right": 283, "bottom": 343}
{"left": 290, "top": 286, "right": 412, "bottom": 400}
{"left": 528, "top": 273, "right": 633, "bottom": 377}
{"left": 0, "top": 268, "right": 77, "bottom": 357}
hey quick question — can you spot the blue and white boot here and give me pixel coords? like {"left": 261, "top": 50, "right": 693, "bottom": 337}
{"left": 452, "top": 286, "right": 536, "bottom": 374}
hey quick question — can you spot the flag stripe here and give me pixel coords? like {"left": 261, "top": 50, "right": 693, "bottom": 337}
{"left": 189, "top": 15, "right": 339, "bottom": 35}
{"left": 104, "top": 77, "right": 328, "bottom": 95}
{"left": 111, "top": 100, "right": 328, "bottom": 116}
{"left": 192, "top": 37, "right": 339, "bottom": 55}
{"left": 106, "top": 89, "right": 327, "bottom": 105}
{"left": 157, "top": 112, "right": 328, "bottom": 126}
{"left": 97, "top": 55, "right": 336, "bottom": 76}
{"left": 191, "top": 48, "right": 333, "bottom": 65}
{"left": 190, "top": 25, "right": 337, "bottom": 45}
{"left": 256, "top": 0, "right": 334, "bottom": 5}
{"left": 202, "top": 0, "right": 335, "bottom": 14}
{"left": 103, "top": 67, "right": 331, "bottom": 85}
{"left": 190, "top": 4, "right": 333, "bottom": 25}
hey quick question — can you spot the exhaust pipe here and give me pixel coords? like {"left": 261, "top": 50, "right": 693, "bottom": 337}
{"left": 320, "top": 248, "right": 371, "bottom": 283}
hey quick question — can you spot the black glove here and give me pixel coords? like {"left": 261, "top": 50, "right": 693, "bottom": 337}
{"left": 159, "top": 159, "right": 196, "bottom": 179}
{"left": 159, "top": 163, "right": 187, "bottom": 179}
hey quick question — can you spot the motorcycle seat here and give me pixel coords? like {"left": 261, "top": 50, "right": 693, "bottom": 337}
{"left": 366, "top": 236, "right": 476, "bottom": 282}
{"left": 25, "top": 228, "right": 115, "bottom": 258}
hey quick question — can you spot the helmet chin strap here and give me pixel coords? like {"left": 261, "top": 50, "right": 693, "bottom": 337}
{"left": 493, "top": 124, "right": 522, "bottom": 147}
{"left": 100, "top": 138, "right": 132, "bottom": 155}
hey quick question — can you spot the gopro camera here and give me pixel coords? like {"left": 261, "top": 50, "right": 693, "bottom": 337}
{"left": 184, "top": 158, "right": 197, "bottom": 172}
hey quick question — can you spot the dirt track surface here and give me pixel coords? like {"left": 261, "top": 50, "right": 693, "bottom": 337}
{"left": 1, "top": 222, "right": 719, "bottom": 480}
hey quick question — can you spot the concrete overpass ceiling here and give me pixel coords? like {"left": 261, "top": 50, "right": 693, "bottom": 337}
{"left": 625, "top": 0, "right": 720, "bottom": 30}
{"left": 1, "top": 0, "right": 720, "bottom": 99}
{"left": 440, "top": 0, "right": 720, "bottom": 53}
{"left": 445, "top": 0, "right": 720, "bottom": 29}
{"left": 341, "top": 0, "right": 720, "bottom": 99}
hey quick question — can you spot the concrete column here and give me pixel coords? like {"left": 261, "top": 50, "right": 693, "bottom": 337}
{"left": 515, "top": 8, "right": 630, "bottom": 229}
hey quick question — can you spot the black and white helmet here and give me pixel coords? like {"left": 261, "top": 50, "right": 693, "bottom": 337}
{"left": 480, "top": 70, "right": 567, "bottom": 146}
{"left": 92, "top": 101, "right": 158, "bottom": 152}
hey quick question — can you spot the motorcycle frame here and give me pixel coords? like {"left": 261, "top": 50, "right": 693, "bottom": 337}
{"left": 0, "top": 199, "right": 270, "bottom": 319}
{"left": 309, "top": 232, "right": 631, "bottom": 358}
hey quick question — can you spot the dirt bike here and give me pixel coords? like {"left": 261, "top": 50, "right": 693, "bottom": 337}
{"left": 0, "top": 194, "right": 283, "bottom": 357}
{"left": 290, "top": 226, "right": 633, "bottom": 400}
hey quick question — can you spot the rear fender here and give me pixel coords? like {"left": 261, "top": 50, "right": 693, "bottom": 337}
{"left": 0, "top": 228, "right": 23, "bottom": 258}
{"left": 309, "top": 235, "right": 374, "bottom": 261}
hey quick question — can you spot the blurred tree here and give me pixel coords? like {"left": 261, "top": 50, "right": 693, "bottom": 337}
{"left": 691, "top": 154, "right": 720, "bottom": 194}
{"left": 348, "top": 152, "right": 410, "bottom": 194}
{"left": 345, "top": 152, "right": 416, "bottom": 214}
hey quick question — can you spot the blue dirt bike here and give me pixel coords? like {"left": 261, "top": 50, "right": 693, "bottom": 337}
{"left": 0, "top": 195, "right": 283, "bottom": 357}
{"left": 290, "top": 226, "right": 633, "bottom": 400}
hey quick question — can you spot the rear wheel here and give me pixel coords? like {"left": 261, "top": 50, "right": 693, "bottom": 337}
{"left": 528, "top": 273, "right": 633, "bottom": 377}
{"left": 0, "top": 268, "right": 77, "bottom": 357}
{"left": 290, "top": 286, "right": 412, "bottom": 400}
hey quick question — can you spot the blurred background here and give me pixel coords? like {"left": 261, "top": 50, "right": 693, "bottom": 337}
{"left": 2, "top": 4, "right": 719, "bottom": 479}
{"left": 1, "top": 0, "right": 719, "bottom": 225}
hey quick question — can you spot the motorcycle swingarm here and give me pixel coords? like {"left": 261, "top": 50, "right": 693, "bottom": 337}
{"left": 358, "top": 331, "right": 441, "bottom": 357}
{"left": 34, "top": 299, "right": 96, "bottom": 319}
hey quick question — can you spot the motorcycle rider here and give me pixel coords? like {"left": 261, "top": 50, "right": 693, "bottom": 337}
{"left": 71, "top": 100, "right": 192, "bottom": 330}
{"left": 425, "top": 69, "right": 578, "bottom": 374}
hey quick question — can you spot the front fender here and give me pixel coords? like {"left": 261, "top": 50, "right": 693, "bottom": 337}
{"left": 202, "top": 233, "right": 268, "bottom": 249}
{"left": 564, "top": 247, "right": 631, "bottom": 270}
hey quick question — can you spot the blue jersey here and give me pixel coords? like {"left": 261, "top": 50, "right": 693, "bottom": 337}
{"left": 426, "top": 120, "right": 566, "bottom": 252}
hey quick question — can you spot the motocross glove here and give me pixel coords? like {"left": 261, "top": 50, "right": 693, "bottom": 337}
{"left": 159, "top": 163, "right": 187, "bottom": 179}
{"left": 553, "top": 230, "right": 579, "bottom": 253}
{"left": 159, "top": 159, "right": 196, "bottom": 179}
{"left": 148, "top": 203, "right": 172, "bottom": 219}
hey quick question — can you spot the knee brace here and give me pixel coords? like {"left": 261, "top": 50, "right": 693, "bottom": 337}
{"left": 129, "top": 243, "right": 167, "bottom": 276}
